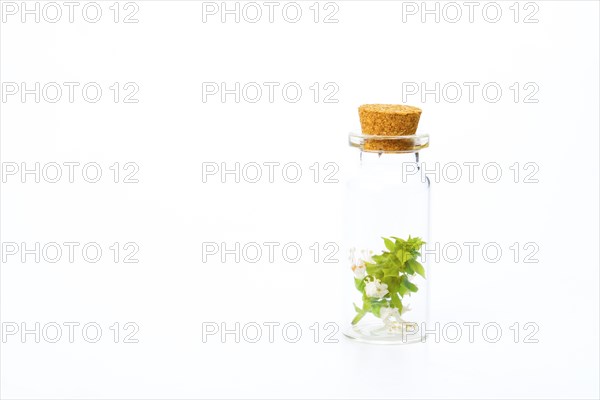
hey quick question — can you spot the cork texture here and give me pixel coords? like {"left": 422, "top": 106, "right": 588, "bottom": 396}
{"left": 358, "top": 104, "right": 422, "bottom": 152}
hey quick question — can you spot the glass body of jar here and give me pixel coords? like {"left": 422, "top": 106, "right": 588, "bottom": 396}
{"left": 344, "top": 135, "right": 430, "bottom": 344}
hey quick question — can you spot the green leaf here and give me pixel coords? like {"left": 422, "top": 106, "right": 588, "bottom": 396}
{"left": 365, "top": 263, "right": 379, "bottom": 276}
{"left": 383, "top": 237, "right": 395, "bottom": 252}
{"left": 362, "top": 296, "right": 373, "bottom": 311}
{"left": 371, "top": 302, "right": 384, "bottom": 317}
{"left": 382, "top": 265, "right": 400, "bottom": 278}
{"left": 390, "top": 293, "right": 403, "bottom": 313}
{"left": 372, "top": 254, "right": 386, "bottom": 263}
{"left": 353, "top": 303, "right": 362, "bottom": 313}
{"left": 352, "top": 312, "right": 366, "bottom": 325}
{"left": 398, "top": 283, "right": 408, "bottom": 297}
{"left": 354, "top": 278, "right": 366, "bottom": 291}
{"left": 393, "top": 237, "right": 406, "bottom": 247}
{"left": 385, "top": 276, "right": 401, "bottom": 294}
{"left": 396, "top": 249, "right": 412, "bottom": 264}
{"left": 401, "top": 278, "right": 419, "bottom": 293}
{"left": 407, "top": 259, "right": 426, "bottom": 278}
{"left": 390, "top": 293, "right": 400, "bottom": 308}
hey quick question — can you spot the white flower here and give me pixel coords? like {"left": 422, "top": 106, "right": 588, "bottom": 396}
{"left": 352, "top": 263, "right": 367, "bottom": 279}
{"left": 380, "top": 306, "right": 401, "bottom": 321}
{"left": 348, "top": 247, "right": 357, "bottom": 263}
{"left": 365, "top": 278, "right": 389, "bottom": 298}
{"left": 349, "top": 247, "right": 373, "bottom": 280}
{"left": 349, "top": 248, "right": 373, "bottom": 265}
{"left": 360, "top": 249, "right": 374, "bottom": 264}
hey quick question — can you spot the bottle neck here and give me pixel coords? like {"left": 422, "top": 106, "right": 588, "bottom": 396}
{"left": 359, "top": 151, "right": 420, "bottom": 169}
{"left": 357, "top": 151, "right": 425, "bottom": 183}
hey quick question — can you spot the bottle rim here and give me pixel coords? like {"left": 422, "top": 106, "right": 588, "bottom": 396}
{"left": 348, "top": 131, "right": 430, "bottom": 153}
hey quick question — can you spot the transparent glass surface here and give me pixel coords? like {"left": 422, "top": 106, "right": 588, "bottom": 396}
{"left": 344, "top": 148, "right": 430, "bottom": 345}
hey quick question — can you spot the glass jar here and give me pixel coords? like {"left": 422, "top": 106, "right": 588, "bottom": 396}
{"left": 343, "top": 133, "right": 430, "bottom": 344}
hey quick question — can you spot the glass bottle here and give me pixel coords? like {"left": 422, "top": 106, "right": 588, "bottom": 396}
{"left": 343, "top": 106, "right": 430, "bottom": 344}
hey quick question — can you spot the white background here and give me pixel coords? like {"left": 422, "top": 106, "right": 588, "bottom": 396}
{"left": 1, "top": 1, "right": 599, "bottom": 399}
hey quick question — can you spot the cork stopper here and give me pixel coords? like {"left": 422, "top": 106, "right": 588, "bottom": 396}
{"left": 358, "top": 104, "right": 423, "bottom": 152}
